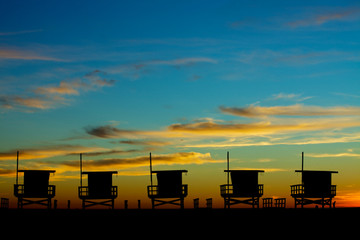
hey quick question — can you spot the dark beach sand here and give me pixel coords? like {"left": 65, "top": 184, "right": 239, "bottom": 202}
{"left": 2, "top": 207, "right": 358, "bottom": 237}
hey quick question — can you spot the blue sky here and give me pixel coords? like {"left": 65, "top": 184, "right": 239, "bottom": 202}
{"left": 1, "top": 0, "right": 360, "bottom": 208}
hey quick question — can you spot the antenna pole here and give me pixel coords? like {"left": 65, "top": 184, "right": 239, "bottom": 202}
{"left": 16, "top": 151, "right": 19, "bottom": 185}
{"left": 80, "top": 153, "right": 83, "bottom": 187}
{"left": 150, "top": 152, "right": 153, "bottom": 186}
{"left": 301, "top": 152, "right": 304, "bottom": 172}
{"left": 227, "top": 151, "right": 229, "bottom": 186}
{"left": 301, "top": 152, "right": 304, "bottom": 183}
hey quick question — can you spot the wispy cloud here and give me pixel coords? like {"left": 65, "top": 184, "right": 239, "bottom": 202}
{"left": 84, "top": 115, "right": 360, "bottom": 148}
{"left": 80, "top": 103, "right": 360, "bottom": 149}
{"left": 116, "top": 140, "right": 171, "bottom": 147}
{"left": 270, "top": 93, "right": 313, "bottom": 102}
{"left": 287, "top": 8, "right": 360, "bottom": 28}
{"left": 61, "top": 152, "right": 219, "bottom": 171}
{"left": 220, "top": 104, "right": 360, "bottom": 118}
{"left": 35, "top": 81, "right": 82, "bottom": 96}
{"left": 107, "top": 57, "right": 217, "bottom": 79}
{"left": 0, "top": 145, "right": 107, "bottom": 161}
{"left": 87, "top": 120, "right": 327, "bottom": 139}
{"left": 85, "top": 125, "right": 141, "bottom": 139}
{"left": 333, "top": 92, "right": 360, "bottom": 99}
{"left": 69, "top": 149, "right": 141, "bottom": 157}
{"left": 182, "top": 132, "right": 360, "bottom": 148}
{"left": 229, "top": 167, "right": 287, "bottom": 172}
{"left": 0, "top": 169, "right": 14, "bottom": 175}
{"left": 1, "top": 96, "right": 55, "bottom": 110}
{"left": 1, "top": 70, "right": 116, "bottom": 111}
{"left": 0, "top": 29, "right": 43, "bottom": 36}
{"left": 271, "top": 93, "right": 301, "bottom": 100}
{"left": 168, "top": 118, "right": 360, "bottom": 137}
{"left": 168, "top": 121, "right": 278, "bottom": 135}
{"left": 0, "top": 147, "right": 220, "bottom": 176}
{"left": 0, "top": 49, "right": 64, "bottom": 61}
{"left": 236, "top": 49, "right": 360, "bottom": 67}
{"left": 307, "top": 152, "right": 360, "bottom": 158}
{"left": 35, "top": 70, "right": 115, "bottom": 96}
{"left": 146, "top": 57, "right": 217, "bottom": 66}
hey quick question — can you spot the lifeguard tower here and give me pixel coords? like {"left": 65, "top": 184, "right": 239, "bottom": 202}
{"left": 220, "top": 152, "right": 264, "bottom": 208}
{"left": 14, "top": 151, "right": 56, "bottom": 209}
{"left": 78, "top": 154, "right": 118, "bottom": 209}
{"left": 147, "top": 153, "right": 188, "bottom": 209}
{"left": 290, "top": 152, "right": 338, "bottom": 208}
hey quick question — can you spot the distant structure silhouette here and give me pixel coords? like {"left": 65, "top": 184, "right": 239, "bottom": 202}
{"left": 1, "top": 198, "right": 9, "bottom": 209}
{"left": 220, "top": 152, "right": 264, "bottom": 208}
{"left": 14, "top": 151, "right": 56, "bottom": 209}
{"left": 262, "top": 198, "right": 273, "bottom": 208}
{"left": 78, "top": 154, "right": 118, "bottom": 209}
{"left": 147, "top": 153, "right": 188, "bottom": 209}
{"left": 274, "top": 198, "right": 286, "bottom": 208}
{"left": 290, "top": 152, "right": 338, "bottom": 208}
{"left": 193, "top": 198, "right": 199, "bottom": 208}
{"left": 262, "top": 197, "right": 286, "bottom": 208}
{"left": 206, "top": 198, "right": 212, "bottom": 208}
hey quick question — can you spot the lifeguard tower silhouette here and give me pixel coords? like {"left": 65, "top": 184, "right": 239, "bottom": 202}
{"left": 220, "top": 152, "right": 264, "bottom": 208}
{"left": 290, "top": 152, "right": 338, "bottom": 208}
{"left": 14, "top": 151, "right": 56, "bottom": 209}
{"left": 147, "top": 153, "right": 188, "bottom": 209}
{"left": 78, "top": 154, "right": 118, "bottom": 209}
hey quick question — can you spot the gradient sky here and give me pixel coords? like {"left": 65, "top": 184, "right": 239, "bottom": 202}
{"left": 1, "top": 0, "right": 360, "bottom": 209}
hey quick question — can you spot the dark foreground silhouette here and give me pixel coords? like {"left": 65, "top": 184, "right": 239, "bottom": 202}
{"left": 8, "top": 151, "right": 350, "bottom": 236}
{"left": 1, "top": 207, "right": 358, "bottom": 235}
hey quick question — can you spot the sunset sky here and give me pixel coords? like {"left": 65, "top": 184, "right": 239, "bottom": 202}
{"left": 1, "top": 0, "right": 360, "bottom": 209}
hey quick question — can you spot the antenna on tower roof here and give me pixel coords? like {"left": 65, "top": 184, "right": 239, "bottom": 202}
{"left": 227, "top": 151, "right": 229, "bottom": 186}
{"left": 301, "top": 152, "right": 304, "bottom": 183}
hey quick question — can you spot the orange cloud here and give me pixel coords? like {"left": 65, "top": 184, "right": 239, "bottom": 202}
{"left": 0, "top": 145, "right": 107, "bottom": 161}
{"left": 220, "top": 104, "right": 360, "bottom": 118}
{"left": 26, "top": 152, "right": 219, "bottom": 177}
{"left": 35, "top": 71, "right": 115, "bottom": 97}
{"left": 168, "top": 117, "right": 360, "bottom": 136}
{"left": 35, "top": 81, "right": 80, "bottom": 95}
{"left": 182, "top": 132, "right": 360, "bottom": 148}
{"left": 61, "top": 152, "right": 218, "bottom": 171}
{"left": 13, "top": 96, "right": 54, "bottom": 109}
{"left": 0, "top": 169, "right": 14, "bottom": 175}
{"left": 229, "top": 167, "right": 287, "bottom": 172}
{"left": 83, "top": 106, "right": 360, "bottom": 149}
{"left": 0, "top": 145, "right": 150, "bottom": 176}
